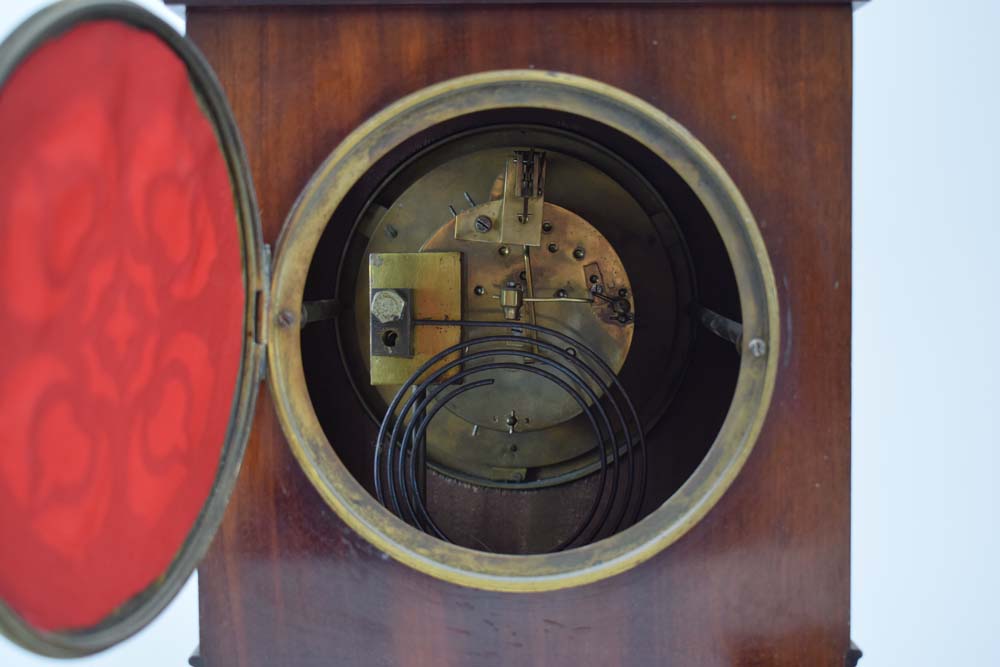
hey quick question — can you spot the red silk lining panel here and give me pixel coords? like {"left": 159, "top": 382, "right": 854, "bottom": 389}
{"left": 0, "top": 21, "right": 245, "bottom": 631}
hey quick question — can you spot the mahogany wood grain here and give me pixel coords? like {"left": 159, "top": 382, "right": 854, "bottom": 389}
{"left": 188, "top": 4, "right": 853, "bottom": 665}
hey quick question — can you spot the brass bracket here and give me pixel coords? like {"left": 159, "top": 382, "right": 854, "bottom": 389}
{"left": 454, "top": 150, "right": 546, "bottom": 247}
{"left": 255, "top": 243, "right": 272, "bottom": 382}
{"left": 499, "top": 281, "right": 524, "bottom": 320}
{"left": 499, "top": 150, "right": 546, "bottom": 246}
{"left": 368, "top": 252, "right": 462, "bottom": 385}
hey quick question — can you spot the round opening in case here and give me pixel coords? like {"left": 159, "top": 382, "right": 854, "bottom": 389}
{"left": 269, "top": 71, "right": 778, "bottom": 590}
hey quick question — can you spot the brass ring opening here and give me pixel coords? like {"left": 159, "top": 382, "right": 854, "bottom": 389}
{"left": 270, "top": 70, "right": 779, "bottom": 592}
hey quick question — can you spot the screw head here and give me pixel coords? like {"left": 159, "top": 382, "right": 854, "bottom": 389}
{"left": 613, "top": 299, "right": 631, "bottom": 314}
{"left": 474, "top": 285, "right": 485, "bottom": 296}
{"left": 385, "top": 224, "right": 398, "bottom": 239}
{"left": 547, "top": 243, "right": 558, "bottom": 253}
{"left": 617, "top": 314, "right": 629, "bottom": 324}
{"left": 555, "top": 289, "right": 568, "bottom": 298}
{"left": 618, "top": 288, "right": 629, "bottom": 297}
{"left": 589, "top": 274, "right": 599, "bottom": 284}
{"left": 748, "top": 338, "right": 767, "bottom": 358}
{"left": 593, "top": 284, "right": 604, "bottom": 294}
{"left": 542, "top": 221, "right": 553, "bottom": 233}
{"left": 277, "top": 309, "right": 296, "bottom": 327}
{"left": 498, "top": 245, "right": 510, "bottom": 256}
{"left": 474, "top": 215, "right": 493, "bottom": 233}
{"left": 573, "top": 247, "right": 586, "bottom": 260}
{"left": 371, "top": 290, "right": 405, "bottom": 324}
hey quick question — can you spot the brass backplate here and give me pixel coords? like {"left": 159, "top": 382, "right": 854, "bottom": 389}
{"left": 355, "top": 142, "right": 645, "bottom": 482}
{"left": 368, "top": 252, "right": 462, "bottom": 385}
{"left": 423, "top": 202, "right": 634, "bottom": 433}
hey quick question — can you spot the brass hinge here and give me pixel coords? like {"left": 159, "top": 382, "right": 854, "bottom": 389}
{"left": 254, "top": 243, "right": 272, "bottom": 382}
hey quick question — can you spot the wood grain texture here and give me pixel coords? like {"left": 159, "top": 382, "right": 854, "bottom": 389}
{"left": 188, "top": 4, "right": 853, "bottom": 666}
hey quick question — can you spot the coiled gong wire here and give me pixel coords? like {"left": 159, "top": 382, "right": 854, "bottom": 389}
{"left": 373, "top": 320, "right": 646, "bottom": 552}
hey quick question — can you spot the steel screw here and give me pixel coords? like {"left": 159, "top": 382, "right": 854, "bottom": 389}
{"left": 547, "top": 243, "right": 558, "bottom": 253}
{"left": 619, "top": 288, "right": 629, "bottom": 297}
{"left": 748, "top": 338, "right": 767, "bottom": 358}
{"left": 589, "top": 274, "right": 599, "bottom": 284}
{"left": 474, "top": 215, "right": 493, "bottom": 233}
{"left": 499, "top": 245, "right": 510, "bottom": 256}
{"left": 277, "top": 309, "right": 296, "bottom": 328}
{"left": 474, "top": 285, "right": 485, "bottom": 296}
{"left": 542, "top": 221, "right": 553, "bottom": 233}
{"left": 573, "top": 247, "right": 586, "bottom": 260}
{"left": 556, "top": 289, "right": 568, "bottom": 298}
{"left": 385, "top": 224, "right": 398, "bottom": 239}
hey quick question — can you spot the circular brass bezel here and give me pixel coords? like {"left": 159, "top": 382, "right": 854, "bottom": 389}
{"left": 0, "top": 0, "right": 264, "bottom": 656}
{"left": 270, "top": 70, "right": 779, "bottom": 592}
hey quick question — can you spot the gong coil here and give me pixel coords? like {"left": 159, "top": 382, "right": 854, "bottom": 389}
{"left": 374, "top": 320, "right": 646, "bottom": 551}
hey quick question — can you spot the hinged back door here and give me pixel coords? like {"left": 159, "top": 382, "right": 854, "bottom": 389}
{"left": 0, "top": 0, "right": 265, "bottom": 656}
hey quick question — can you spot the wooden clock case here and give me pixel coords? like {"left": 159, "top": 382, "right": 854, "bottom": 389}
{"left": 0, "top": 1, "right": 857, "bottom": 665}
{"left": 184, "top": 2, "right": 855, "bottom": 666}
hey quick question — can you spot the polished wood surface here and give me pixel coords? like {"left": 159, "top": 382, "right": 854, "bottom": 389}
{"left": 188, "top": 4, "right": 853, "bottom": 665}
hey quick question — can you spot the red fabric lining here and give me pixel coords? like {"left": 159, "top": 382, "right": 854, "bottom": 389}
{"left": 0, "top": 21, "right": 245, "bottom": 631}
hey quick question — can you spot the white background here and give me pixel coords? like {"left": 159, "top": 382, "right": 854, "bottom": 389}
{"left": 1, "top": 0, "right": 999, "bottom": 665}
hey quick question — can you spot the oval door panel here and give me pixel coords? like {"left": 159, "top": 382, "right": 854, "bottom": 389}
{"left": 0, "top": 1, "right": 263, "bottom": 656}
